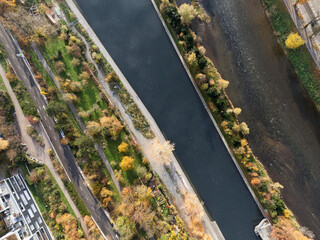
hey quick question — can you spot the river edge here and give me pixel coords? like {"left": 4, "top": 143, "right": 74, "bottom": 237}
{"left": 150, "top": 0, "right": 267, "bottom": 222}
{"left": 171, "top": 0, "right": 320, "bottom": 238}
{"left": 262, "top": 0, "right": 320, "bottom": 109}
{"left": 155, "top": 0, "right": 319, "bottom": 238}
{"left": 63, "top": 0, "right": 225, "bottom": 239}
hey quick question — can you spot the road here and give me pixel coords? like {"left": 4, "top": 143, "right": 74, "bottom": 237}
{"left": 0, "top": 22, "right": 117, "bottom": 240}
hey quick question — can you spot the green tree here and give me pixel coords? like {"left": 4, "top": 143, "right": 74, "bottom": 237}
{"left": 45, "top": 101, "right": 67, "bottom": 117}
{"left": 114, "top": 216, "right": 137, "bottom": 240}
{"left": 166, "top": 6, "right": 181, "bottom": 29}
{"left": 74, "top": 135, "right": 95, "bottom": 157}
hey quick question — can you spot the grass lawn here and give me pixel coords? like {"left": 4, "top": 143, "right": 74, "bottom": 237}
{"left": 0, "top": 75, "right": 7, "bottom": 92}
{"left": 104, "top": 132, "right": 143, "bottom": 186}
{"left": 41, "top": 38, "right": 108, "bottom": 117}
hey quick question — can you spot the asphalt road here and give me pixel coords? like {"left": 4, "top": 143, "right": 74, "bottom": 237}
{"left": 0, "top": 22, "right": 117, "bottom": 240}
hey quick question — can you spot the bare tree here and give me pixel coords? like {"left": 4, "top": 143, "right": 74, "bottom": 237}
{"left": 147, "top": 140, "right": 175, "bottom": 165}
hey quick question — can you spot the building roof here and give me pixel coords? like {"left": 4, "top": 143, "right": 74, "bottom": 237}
{"left": 0, "top": 174, "right": 52, "bottom": 240}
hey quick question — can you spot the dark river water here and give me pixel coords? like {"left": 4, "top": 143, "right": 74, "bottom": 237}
{"left": 183, "top": 0, "right": 320, "bottom": 238}
{"left": 75, "top": 0, "right": 263, "bottom": 239}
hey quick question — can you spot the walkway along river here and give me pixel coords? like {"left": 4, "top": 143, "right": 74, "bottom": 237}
{"left": 74, "top": 0, "right": 264, "bottom": 239}
{"left": 178, "top": 0, "right": 320, "bottom": 237}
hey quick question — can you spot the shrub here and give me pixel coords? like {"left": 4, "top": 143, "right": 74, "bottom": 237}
{"left": 54, "top": 61, "right": 66, "bottom": 74}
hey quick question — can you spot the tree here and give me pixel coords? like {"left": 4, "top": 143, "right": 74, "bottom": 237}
{"left": 120, "top": 156, "right": 135, "bottom": 171}
{"left": 187, "top": 52, "right": 197, "bottom": 66}
{"left": 232, "top": 124, "right": 240, "bottom": 133}
{"left": 56, "top": 213, "right": 81, "bottom": 240}
{"left": 160, "top": 0, "right": 171, "bottom": 13}
{"left": 182, "top": 193, "right": 204, "bottom": 220}
{"left": 45, "top": 101, "right": 67, "bottom": 117}
{"left": 147, "top": 140, "right": 175, "bottom": 165}
{"left": 100, "top": 187, "right": 113, "bottom": 208}
{"left": 178, "top": 4, "right": 196, "bottom": 25}
{"left": 117, "top": 186, "right": 157, "bottom": 238}
{"left": 55, "top": 61, "right": 66, "bottom": 74}
{"left": 3, "top": 7, "right": 55, "bottom": 44}
{"left": 71, "top": 58, "right": 81, "bottom": 67}
{"left": 99, "top": 115, "right": 123, "bottom": 140}
{"left": 114, "top": 216, "right": 137, "bottom": 240}
{"left": 118, "top": 142, "right": 129, "bottom": 153}
{"left": 64, "top": 93, "right": 78, "bottom": 103}
{"left": 233, "top": 107, "right": 242, "bottom": 116}
{"left": 79, "top": 71, "right": 90, "bottom": 81}
{"left": 70, "top": 81, "right": 82, "bottom": 93}
{"left": 86, "top": 121, "right": 101, "bottom": 136}
{"left": 0, "top": 138, "right": 9, "bottom": 151}
{"left": 135, "top": 165, "right": 148, "bottom": 179}
{"left": 240, "top": 122, "right": 250, "bottom": 135}
{"left": 272, "top": 217, "right": 313, "bottom": 240}
{"left": 166, "top": 7, "right": 181, "bottom": 29}
{"left": 217, "top": 79, "right": 229, "bottom": 91}
{"left": 74, "top": 135, "right": 95, "bottom": 157}
{"left": 285, "top": 33, "right": 304, "bottom": 49}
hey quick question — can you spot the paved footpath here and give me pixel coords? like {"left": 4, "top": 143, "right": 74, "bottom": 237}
{"left": 0, "top": 61, "right": 91, "bottom": 239}
{"left": 65, "top": 0, "right": 224, "bottom": 239}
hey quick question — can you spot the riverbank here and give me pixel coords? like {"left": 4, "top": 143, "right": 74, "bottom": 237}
{"left": 172, "top": 0, "right": 320, "bottom": 238}
{"left": 263, "top": 0, "right": 320, "bottom": 109}
{"left": 155, "top": 0, "right": 318, "bottom": 238}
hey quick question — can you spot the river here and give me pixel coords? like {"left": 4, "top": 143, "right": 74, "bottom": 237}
{"left": 178, "top": 0, "right": 320, "bottom": 237}
{"left": 75, "top": 0, "right": 264, "bottom": 239}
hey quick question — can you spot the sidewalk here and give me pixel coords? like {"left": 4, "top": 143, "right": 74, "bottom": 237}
{"left": 0, "top": 63, "right": 90, "bottom": 238}
{"left": 64, "top": 0, "right": 224, "bottom": 239}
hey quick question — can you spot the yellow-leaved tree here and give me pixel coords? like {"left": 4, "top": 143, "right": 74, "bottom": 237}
{"left": 285, "top": 33, "right": 304, "bottom": 49}
{"left": 120, "top": 156, "right": 135, "bottom": 171}
{"left": 118, "top": 142, "right": 129, "bottom": 153}
{"left": 178, "top": 3, "right": 197, "bottom": 25}
{"left": 0, "top": 138, "right": 9, "bottom": 151}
